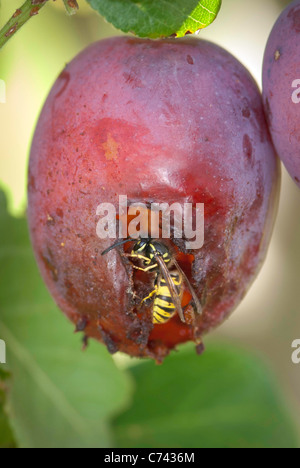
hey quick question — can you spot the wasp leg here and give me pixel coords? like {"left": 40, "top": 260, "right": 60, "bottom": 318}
{"left": 122, "top": 253, "right": 149, "bottom": 262}
{"left": 137, "top": 287, "right": 157, "bottom": 311}
{"left": 122, "top": 253, "right": 158, "bottom": 272}
{"left": 141, "top": 288, "right": 157, "bottom": 304}
{"left": 132, "top": 264, "right": 158, "bottom": 272}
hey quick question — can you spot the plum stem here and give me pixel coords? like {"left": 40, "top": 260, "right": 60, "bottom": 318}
{"left": 0, "top": 0, "right": 49, "bottom": 51}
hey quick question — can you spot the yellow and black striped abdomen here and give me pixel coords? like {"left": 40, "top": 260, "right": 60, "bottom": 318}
{"left": 152, "top": 272, "right": 182, "bottom": 324}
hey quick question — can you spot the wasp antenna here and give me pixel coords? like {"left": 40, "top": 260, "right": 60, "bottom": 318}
{"left": 101, "top": 237, "right": 133, "bottom": 256}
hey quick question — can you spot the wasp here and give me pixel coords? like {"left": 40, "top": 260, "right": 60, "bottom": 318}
{"left": 102, "top": 238, "right": 202, "bottom": 324}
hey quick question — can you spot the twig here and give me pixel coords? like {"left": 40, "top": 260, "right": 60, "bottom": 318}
{"left": 0, "top": 0, "right": 49, "bottom": 51}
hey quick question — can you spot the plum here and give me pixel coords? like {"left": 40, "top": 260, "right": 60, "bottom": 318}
{"left": 262, "top": 0, "right": 300, "bottom": 188}
{"left": 28, "top": 37, "right": 280, "bottom": 362}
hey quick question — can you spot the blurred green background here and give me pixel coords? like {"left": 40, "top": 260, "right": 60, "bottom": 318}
{"left": 0, "top": 0, "right": 300, "bottom": 448}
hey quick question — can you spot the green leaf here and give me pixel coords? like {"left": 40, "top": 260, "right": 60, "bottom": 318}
{"left": 0, "top": 191, "right": 132, "bottom": 448}
{"left": 85, "top": 0, "right": 222, "bottom": 38}
{"left": 112, "top": 343, "right": 298, "bottom": 448}
{"left": 0, "top": 369, "right": 16, "bottom": 448}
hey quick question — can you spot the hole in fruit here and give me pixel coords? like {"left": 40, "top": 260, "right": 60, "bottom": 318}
{"left": 41, "top": 251, "right": 58, "bottom": 282}
{"left": 114, "top": 206, "right": 200, "bottom": 350}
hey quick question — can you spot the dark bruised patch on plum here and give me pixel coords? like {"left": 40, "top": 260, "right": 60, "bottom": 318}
{"left": 123, "top": 72, "right": 144, "bottom": 88}
{"left": 252, "top": 106, "right": 267, "bottom": 143}
{"left": 264, "top": 97, "right": 273, "bottom": 127}
{"left": 232, "top": 72, "right": 243, "bottom": 96}
{"left": 243, "top": 134, "right": 253, "bottom": 164}
{"left": 241, "top": 98, "right": 251, "bottom": 119}
{"left": 295, "top": 177, "right": 300, "bottom": 183}
{"left": 56, "top": 208, "right": 64, "bottom": 218}
{"left": 186, "top": 55, "right": 194, "bottom": 65}
{"left": 288, "top": 5, "right": 300, "bottom": 33}
{"left": 250, "top": 170, "right": 264, "bottom": 214}
{"left": 41, "top": 251, "right": 58, "bottom": 282}
{"left": 228, "top": 215, "right": 239, "bottom": 238}
{"left": 28, "top": 174, "right": 36, "bottom": 192}
{"left": 54, "top": 70, "right": 70, "bottom": 99}
{"left": 242, "top": 107, "right": 250, "bottom": 118}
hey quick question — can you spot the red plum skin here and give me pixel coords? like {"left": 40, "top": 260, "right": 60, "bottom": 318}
{"left": 263, "top": 0, "right": 300, "bottom": 188}
{"left": 28, "top": 37, "right": 280, "bottom": 361}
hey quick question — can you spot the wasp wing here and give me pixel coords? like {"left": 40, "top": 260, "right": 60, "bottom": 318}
{"left": 173, "top": 259, "right": 202, "bottom": 316}
{"left": 154, "top": 254, "right": 186, "bottom": 323}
